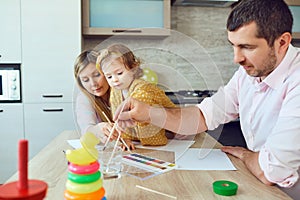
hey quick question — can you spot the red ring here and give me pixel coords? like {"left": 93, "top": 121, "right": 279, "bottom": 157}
{"left": 68, "top": 161, "right": 100, "bottom": 175}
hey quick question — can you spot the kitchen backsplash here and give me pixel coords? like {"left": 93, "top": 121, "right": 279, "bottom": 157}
{"left": 83, "top": 6, "right": 239, "bottom": 91}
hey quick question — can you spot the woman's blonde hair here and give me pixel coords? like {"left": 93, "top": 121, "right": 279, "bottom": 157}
{"left": 96, "top": 43, "right": 143, "bottom": 79}
{"left": 74, "top": 50, "right": 112, "bottom": 122}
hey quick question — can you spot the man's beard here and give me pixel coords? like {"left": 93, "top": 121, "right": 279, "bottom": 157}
{"left": 241, "top": 47, "right": 277, "bottom": 78}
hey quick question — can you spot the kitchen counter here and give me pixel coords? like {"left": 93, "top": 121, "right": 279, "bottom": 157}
{"left": 165, "top": 90, "right": 216, "bottom": 104}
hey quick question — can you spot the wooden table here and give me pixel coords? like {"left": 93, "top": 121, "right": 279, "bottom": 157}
{"left": 6, "top": 130, "right": 292, "bottom": 200}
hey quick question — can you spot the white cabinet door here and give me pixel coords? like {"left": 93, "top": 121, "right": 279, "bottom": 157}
{"left": 21, "top": 0, "right": 81, "bottom": 103}
{"left": 24, "top": 103, "right": 76, "bottom": 159}
{"left": 0, "top": 104, "right": 24, "bottom": 183}
{"left": 0, "top": 0, "right": 21, "bottom": 63}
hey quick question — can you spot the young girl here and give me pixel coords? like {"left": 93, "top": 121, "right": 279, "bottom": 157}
{"left": 96, "top": 43, "right": 177, "bottom": 149}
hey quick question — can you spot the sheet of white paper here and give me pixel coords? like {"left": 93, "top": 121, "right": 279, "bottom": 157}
{"left": 67, "top": 139, "right": 82, "bottom": 149}
{"left": 176, "top": 148, "right": 236, "bottom": 170}
{"left": 135, "top": 140, "right": 195, "bottom": 160}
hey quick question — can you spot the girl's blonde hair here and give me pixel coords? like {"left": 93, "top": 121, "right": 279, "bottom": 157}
{"left": 74, "top": 50, "right": 112, "bottom": 122}
{"left": 96, "top": 43, "right": 143, "bottom": 78}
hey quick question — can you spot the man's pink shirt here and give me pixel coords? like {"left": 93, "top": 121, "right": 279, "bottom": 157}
{"left": 198, "top": 45, "right": 300, "bottom": 188}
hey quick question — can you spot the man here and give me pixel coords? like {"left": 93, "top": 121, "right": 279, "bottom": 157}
{"left": 114, "top": 0, "right": 300, "bottom": 198}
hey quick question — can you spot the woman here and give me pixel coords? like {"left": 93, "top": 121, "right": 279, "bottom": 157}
{"left": 74, "top": 50, "right": 112, "bottom": 142}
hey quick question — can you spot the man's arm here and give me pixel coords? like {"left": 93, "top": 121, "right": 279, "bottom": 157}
{"left": 149, "top": 105, "right": 207, "bottom": 135}
{"left": 221, "top": 146, "right": 274, "bottom": 186}
{"left": 114, "top": 97, "right": 208, "bottom": 135}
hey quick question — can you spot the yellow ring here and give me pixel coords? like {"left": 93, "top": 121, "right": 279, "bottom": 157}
{"left": 66, "top": 179, "right": 103, "bottom": 194}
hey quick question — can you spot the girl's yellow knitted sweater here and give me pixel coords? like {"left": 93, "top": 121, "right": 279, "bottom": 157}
{"left": 110, "top": 79, "right": 176, "bottom": 146}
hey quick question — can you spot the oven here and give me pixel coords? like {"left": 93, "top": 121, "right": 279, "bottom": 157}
{"left": 0, "top": 64, "right": 21, "bottom": 103}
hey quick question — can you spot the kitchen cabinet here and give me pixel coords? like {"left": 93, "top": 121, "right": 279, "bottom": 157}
{"left": 23, "top": 103, "right": 75, "bottom": 159}
{"left": 0, "top": 104, "right": 24, "bottom": 183}
{"left": 289, "top": 6, "right": 300, "bottom": 40}
{"left": 21, "top": 0, "right": 81, "bottom": 157}
{"left": 82, "top": 0, "right": 171, "bottom": 36}
{"left": 0, "top": 0, "right": 21, "bottom": 63}
{"left": 285, "top": 0, "right": 300, "bottom": 5}
{"left": 285, "top": 0, "right": 300, "bottom": 39}
{"left": 21, "top": 0, "right": 81, "bottom": 103}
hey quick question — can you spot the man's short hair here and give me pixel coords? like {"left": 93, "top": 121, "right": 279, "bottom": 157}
{"left": 227, "top": 0, "right": 293, "bottom": 46}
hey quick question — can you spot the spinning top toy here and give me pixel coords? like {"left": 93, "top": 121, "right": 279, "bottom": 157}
{"left": 0, "top": 140, "right": 48, "bottom": 200}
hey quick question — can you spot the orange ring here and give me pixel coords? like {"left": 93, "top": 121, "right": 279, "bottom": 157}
{"left": 64, "top": 187, "right": 105, "bottom": 200}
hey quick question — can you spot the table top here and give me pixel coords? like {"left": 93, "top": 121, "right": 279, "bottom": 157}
{"left": 6, "top": 130, "right": 292, "bottom": 200}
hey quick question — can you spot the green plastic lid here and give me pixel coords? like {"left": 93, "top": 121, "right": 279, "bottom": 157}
{"left": 213, "top": 180, "right": 238, "bottom": 196}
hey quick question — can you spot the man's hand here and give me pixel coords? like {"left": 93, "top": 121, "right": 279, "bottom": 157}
{"left": 114, "top": 97, "right": 151, "bottom": 129}
{"left": 221, "top": 146, "right": 274, "bottom": 186}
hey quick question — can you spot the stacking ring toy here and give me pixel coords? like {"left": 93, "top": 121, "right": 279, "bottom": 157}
{"left": 66, "top": 148, "right": 97, "bottom": 165}
{"left": 64, "top": 187, "right": 105, "bottom": 200}
{"left": 66, "top": 179, "right": 103, "bottom": 194}
{"left": 68, "top": 161, "right": 99, "bottom": 175}
{"left": 68, "top": 171, "right": 101, "bottom": 184}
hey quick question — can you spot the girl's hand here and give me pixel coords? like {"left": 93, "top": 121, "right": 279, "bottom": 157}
{"left": 121, "top": 139, "right": 135, "bottom": 151}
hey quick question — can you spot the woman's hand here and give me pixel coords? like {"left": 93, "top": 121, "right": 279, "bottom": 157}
{"left": 86, "top": 122, "right": 111, "bottom": 143}
{"left": 101, "top": 123, "right": 119, "bottom": 142}
{"left": 101, "top": 123, "right": 134, "bottom": 151}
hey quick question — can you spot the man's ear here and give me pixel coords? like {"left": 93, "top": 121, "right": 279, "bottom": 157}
{"left": 277, "top": 32, "right": 292, "bottom": 54}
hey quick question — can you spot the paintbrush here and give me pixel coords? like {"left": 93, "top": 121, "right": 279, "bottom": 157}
{"left": 102, "top": 111, "right": 132, "bottom": 152}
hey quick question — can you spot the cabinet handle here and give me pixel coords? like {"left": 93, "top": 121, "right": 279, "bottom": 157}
{"left": 42, "top": 108, "right": 63, "bottom": 112}
{"left": 0, "top": 109, "right": 3, "bottom": 112}
{"left": 42, "top": 94, "right": 63, "bottom": 98}
{"left": 112, "top": 29, "right": 142, "bottom": 33}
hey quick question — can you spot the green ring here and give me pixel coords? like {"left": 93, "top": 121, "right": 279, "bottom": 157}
{"left": 68, "top": 171, "right": 101, "bottom": 183}
{"left": 213, "top": 180, "right": 238, "bottom": 196}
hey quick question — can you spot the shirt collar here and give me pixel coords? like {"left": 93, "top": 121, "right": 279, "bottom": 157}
{"left": 257, "top": 44, "right": 297, "bottom": 90}
{"left": 248, "top": 44, "right": 298, "bottom": 90}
